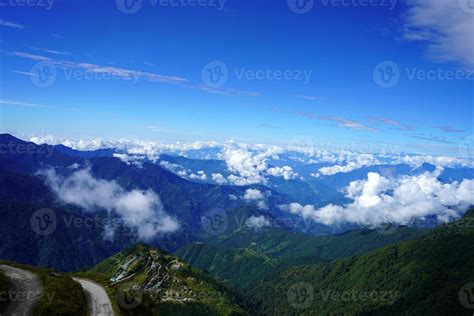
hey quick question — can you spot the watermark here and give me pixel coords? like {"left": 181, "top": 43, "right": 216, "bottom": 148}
{"left": 374, "top": 60, "right": 474, "bottom": 88}
{"left": 286, "top": 136, "right": 401, "bottom": 155}
{"left": 0, "top": 0, "right": 54, "bottom": 10}
{"left": 30, "top": 209, "right": 170, "bottom": 236}
{"left": 116, "top": 283, "right": 143, "bottom": 309}
{"left": 30, "top": 208, "right": 57, "bottom": 236}
{"left": 320, "top": 289, "right": 398, "bottom": 303}
{"left": 116, "top": 0, "right": 225, "bottom": 14}
{"left": 201, "top": 61, "right": 228, "bottom": 88}
{"left": 0, "top": 290, "right": 54, "bottom": 305}
{"left": 459, "top": 282, "right": 474, "bottom": 309}
{"left": 201, "top": 208, "right": 228, "bottom": 235}
{"left": 31, "top": 62, "right": 57, "bottom": 88}
{"left": 201, "top": 61, "right": 312, "bottom": 88}
{"left": 0, "top": 142, "right": 55, "bottom": 157}
{"left": 322, "top": 0, "right": 396, "bottom": 9}
{"left": 373, "top": 61, "right": 400, "bottom": 88}
{"left": 30, "top": 62, "right": 142, "bottom": 88}
{"left": 288, "top": 282, "right": 314, "bottom": 309}
{"left": 288, "top": 0, "right": 314, "bottom": 14}
{"left": 288, "top": 0, "right": 396, "bottom": 14}
{"left": 458, "top": 0, "right": 474, "bottom": 14}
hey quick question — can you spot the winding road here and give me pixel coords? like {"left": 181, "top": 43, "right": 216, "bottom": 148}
{"left": 73, "top": 278, "right": 115, "bottom": 316}
{"left": 0, "top": 264, "right": 43, "bottom": 316}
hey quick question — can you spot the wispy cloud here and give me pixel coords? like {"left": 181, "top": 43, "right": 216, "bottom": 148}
{"left": 402, "top": 0, "right": 474, "bottom": 66}
{"left": 434, "top": 126, "right": 465, "bottom": 134}
{"left": 50, "top": 33, "right": 64, "bottom": 39}
{"left": 296, "top": 95, "right": 318, "bottom": 101}
{"left": 0, "top": 20, "right": 24, "bottom": 29}
{"left": 31, "top": 47, "right": 72, "bottom": 56}
{"left": 0, "top": 99, "right": 78, "bottom": 110}
{"left": 8, "top": 51, "right": 188, "bottom": 84}
{"left": 259, "top": 123, "right": 282, "bottom": 129}
{"left": 295, "top": 111, "right": 318, "bottom": 120}
{"left": 409, "top": 133, "right": 454, "bottom": 144}
{"left": 11, "top": 70, "right": 37, "bottom": 77}
{"left": 193, "top": 84, "right": 261, "bottom": 97}
{"left": 320, "top": 116, "right": 379, "bottom": 132}
{"left": 368, "top": 116, "right": 416, "bottom": 131}
{"left": 8, "top": 50, "right": 261, "bottom": 97}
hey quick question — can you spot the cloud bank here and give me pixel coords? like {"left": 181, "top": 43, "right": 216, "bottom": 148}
{"left": 38, "top": 168, "right": 179, "bottom": 240}
{"left": 280, "top": 171, "right": 474, "bottom": 227}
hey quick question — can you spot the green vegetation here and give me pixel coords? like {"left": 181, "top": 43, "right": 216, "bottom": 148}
{"left": 176, "top": 225, "right": 428, "bottom": 290}
{"left": 0, "top": 260, "right": 87, "bottom": 316}
{"left": 89, "top": 243, "right": 248, "bottom": 316}
{"left": 0, "top": 270, "right": 12, "bottom": 312}
{"left": 246, "top": 209, "right": 474, "bottom": 315}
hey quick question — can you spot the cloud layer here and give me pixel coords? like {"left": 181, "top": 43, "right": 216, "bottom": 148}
{"left": 39, "top": 168, "right": 179, "bottom": 240}
{"left": 280, "top": 171, "right": 474, "bottom": 227}
{"left": 403, "top": 0, "right": 474, "bottom": 66}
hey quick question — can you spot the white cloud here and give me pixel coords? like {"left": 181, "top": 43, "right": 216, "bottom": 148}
{"left": 38, "top": 168, "right": 179, "bottom": 240}
{"left": 279, "top": 171, "right": 474, "bottom": 227}
{"left": 189, "top": 170, "right": 207, "bottom": 181}
{"left": 319, "top": 116, "right": 379, "bottom": 132}
{"left": 244, "top": 188, "right": 265, "bottom": 200}
{"left": 266, "top": 166, "right": 298, "bottom": 180}
{"left": 212, "top": 173, "right": 228, "bottom": 184}
{"left": 0, "top": 20, "right": 24, "bottom": 29}
{"left": 243, "top": 189, "right": 268, "bottom": 210}
{"left": 245, "top": 215, "right": 271, "bottom": 229}
{"left": 219, "top": 144, "right": 284, "bottom": 185}
{"left": 395, "top": 154, "right": 473, "bottom": 169}
{"left": 403, "top": 0, "right": 474, "bottom": 66}
{"left": 317, "top": 154, "right": 381, "bottom": 176}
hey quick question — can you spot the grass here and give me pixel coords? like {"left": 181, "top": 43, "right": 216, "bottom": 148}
{"left": 0, "top": 270, "right": 12, "bottom": 312}
{"left": 0, "top": 260, "right": 87, "bottom": 316}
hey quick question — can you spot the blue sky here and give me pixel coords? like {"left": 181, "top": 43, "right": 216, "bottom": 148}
{"left": 0, "top": 0, "right": 473, "bottom": 155}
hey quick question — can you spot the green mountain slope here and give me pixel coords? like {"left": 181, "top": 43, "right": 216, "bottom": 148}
{"left": 0, "top": 260, "right": 87, "bottom": 316}
{"left": 0, "top": 270, "right": 11, "bottom": 312}
{"left": 89, "top": 243, "right": 247, "bottom": 316}
{"left": 247, "top": 209, "right": 474, "bottom": 315}
{"left": 176, "top": 225, "right": 427, "bottom": 290}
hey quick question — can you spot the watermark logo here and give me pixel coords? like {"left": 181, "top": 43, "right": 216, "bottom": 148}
{"left": 374, "top": 61, "right": 474, "bottom": 88}
{"left": 459, "top": 282, "right": 474, "bottom": 309}
{"left": 31, "top": 62, "right": 57, "bottom": 88}
{"left": 458, "top": 0, "right": 474, "bottom": 14}
{"left": 0, "top": 0, "right": 54, "bottom": 10}
{"left": 30, "top": 208, "right": 57, "bottom": 236}
{"left": 373, "top": 60, "right": 400, "bottom": 88}
{"left": 116, "top": 0, "right": 226, "bottom": 13}
{"left": 321, "top": 0, "right": 396, "bottom": 10}
{"left": 201, "top": 61, "right": 312, "bottom": 88}
{"left": 116, "top": 284, "right": 143, "bottom": 309}
{"left": 288, "top": 0, "right": 314, "bottom": 14}
{"left": 201, "top": 208, "right": 228, "bottom": 235}
{"left": 287, "top": 282, "right": 314, "bottom": 309}
{"left": 202, "top": 61, "right": 228, "bottom": 88}
{"left": 116, "top": 0, "right": 143, "bottom": 14}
